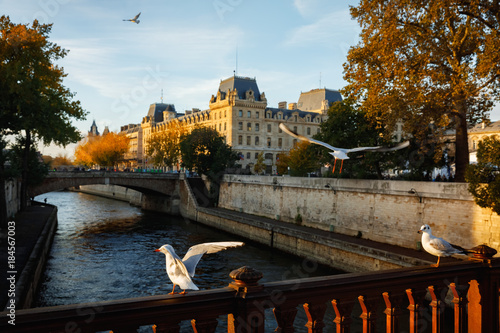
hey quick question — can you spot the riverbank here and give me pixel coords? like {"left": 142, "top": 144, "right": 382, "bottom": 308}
{"left": 0, "top": 203, "right": 57, "bottom": 310}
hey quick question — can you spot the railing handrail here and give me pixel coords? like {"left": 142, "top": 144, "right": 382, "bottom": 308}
{"left": 2, "top": 259, "right": 499, "bottom": 332}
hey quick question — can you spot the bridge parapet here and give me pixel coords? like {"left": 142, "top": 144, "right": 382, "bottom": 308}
{"left": 1, "top": 260, "right": 498, "bottom": 332}
{"left": 29, "top": 172, "right": 181, "bottom": 199}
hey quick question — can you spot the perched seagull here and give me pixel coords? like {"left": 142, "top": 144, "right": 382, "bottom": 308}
{"left": 418, "top": 224, "right": 468, "bottom": 267}
{"left": 123, "top": 12, "right": 141, "bottom": 24}
{"left": 279, "top": 123, "right": 409, "bottom": 173}
{"left": 155, "top": 241, "right": 244, "bottom": 294}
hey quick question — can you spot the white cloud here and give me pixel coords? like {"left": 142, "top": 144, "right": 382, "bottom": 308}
{"left": 283, "top": 9, "right": 359, "bottom": 48}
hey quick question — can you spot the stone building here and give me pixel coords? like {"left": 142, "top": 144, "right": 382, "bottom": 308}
{"left": 468, "top": 120, "right": 500, "bottom": 163}
{"left": 122, "top": 75, "right": 342, "bottom": 173}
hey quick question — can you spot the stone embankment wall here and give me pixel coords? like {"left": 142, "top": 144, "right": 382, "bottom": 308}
{"left": 77, "top": 185, "right": 143, "bottom": 206}
{"left": 218, "top": 175, "right": 500, "bottom": 253}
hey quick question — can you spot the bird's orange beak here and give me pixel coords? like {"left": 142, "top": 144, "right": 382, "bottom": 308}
{"left": 417, "top": 230, "right": 422, "bottom": 234}
{"left": 154, "top": 249, "right": 161, "bottom": 252}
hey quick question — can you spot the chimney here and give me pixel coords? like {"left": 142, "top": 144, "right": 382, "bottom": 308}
{"left": 278, "top": 101, "right": 287, "bottom": 109}
{"left": 288, "top": 103, "right": 297, "bottom": 110}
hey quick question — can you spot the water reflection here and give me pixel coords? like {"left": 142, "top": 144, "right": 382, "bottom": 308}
{"left": 35, "top": 191, "right": 343, "bottom": 330}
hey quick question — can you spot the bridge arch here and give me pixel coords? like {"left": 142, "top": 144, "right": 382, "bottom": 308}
{"left": 30, "top": 172, "right": 182, "bottom": 215}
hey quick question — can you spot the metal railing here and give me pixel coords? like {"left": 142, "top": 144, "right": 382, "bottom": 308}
{"left": 1, "top": 259, "right": 498, "bottom": 332}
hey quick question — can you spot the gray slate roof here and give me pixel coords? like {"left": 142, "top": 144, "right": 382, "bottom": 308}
{"left": 147, "top": 103, "right": 176, "bottom": 122}
{"left": 217, "top": 76, "right": 262, "bottom": 101}
{"left": 297, "top": 88, "right": 342, "bottom": 111}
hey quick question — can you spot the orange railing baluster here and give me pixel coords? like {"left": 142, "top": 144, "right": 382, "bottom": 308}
{"left": 449, "top": 283, "right": 469, "bottom": 333}
{"left": 428, "top": 285, "right": 445, "bottom": 333}
{"left": 406, "top": 288, "right": 427, "bottom": 333}
{"left": 303, "top": 302, "right": 327, "bottom": 333}
{"left": 383, "top": 292, "right": 404, "bottom": 333}
{"left": 332, "top": 298, "right": 355, "bottom": 333}
{"left": 358, "top": 295, "right": 378, "bottom": 333}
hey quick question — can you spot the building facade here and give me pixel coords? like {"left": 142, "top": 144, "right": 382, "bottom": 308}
{"left": 468, "top": 120, "right": 500, "bottom": 163}
{"left": 121, "top": 75, "right": 342, "bottom": 173}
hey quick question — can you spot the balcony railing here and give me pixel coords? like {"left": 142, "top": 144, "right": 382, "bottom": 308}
{"left": 1, "top": 259, "right": 499, "bottom": 332}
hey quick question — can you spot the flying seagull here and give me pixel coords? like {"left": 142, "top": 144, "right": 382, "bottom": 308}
{"left": 155, "top": 241, "right": 244, "bottom": 294}
{"left": 123, "top": 12, "right": 141, "bottom": 24}
{"left": 418, "top": 224, "right": 468, "bottom": 267}
{"left": 279, "top": 123, "right": 409, "bottom": 173}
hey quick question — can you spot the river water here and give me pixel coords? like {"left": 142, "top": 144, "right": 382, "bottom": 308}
{"left": 34, "top": 191, "right": 342, "bottom": 331}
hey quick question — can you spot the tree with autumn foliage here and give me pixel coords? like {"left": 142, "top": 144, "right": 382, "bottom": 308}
{"left": 343, "top": 1, "right": 500, "bottom": 182}
{"left": 74, "top": 133, "right": 129, "bottom": 169}
{"left": 146, "top": 122, "right": 186, "bottom": 169}
{"left": 0, "top": 16, "right": 87, "bottom": 209}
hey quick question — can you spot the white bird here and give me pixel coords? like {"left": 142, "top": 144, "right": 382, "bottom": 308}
{"left": 123, "top": 12, "right": 141, "bottom": 24}
{"left": 279, "top": 123, "right": 410, "bottom": 173}
{"left": 418, "top": 224, "right": 468, "bottom": 267}
{"left": 154, "top": 241, "right": 244, "bottom": 294}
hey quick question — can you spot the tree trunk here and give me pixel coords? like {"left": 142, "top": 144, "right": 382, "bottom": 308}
{"left": 454, "top": 111, "right": 469, "bottom": 182}
{"left": 20, "top": 130, "right": 31, "bottom": 210}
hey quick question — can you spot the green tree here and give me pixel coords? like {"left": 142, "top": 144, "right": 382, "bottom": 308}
{"left": 146, "top": 122, "right": 186, "bottom": 168}
{"left": 0, "top": 16, "right": 87, "bottom": 208}
{"left": 180, "top": 126, "right": 238, "bottom": 179}
{"left": 287, "top": 141, "right": 319, "bottom": 177}
{"left": 343, "top": 1, "right": 500, "bottom": 182}
{"left": 466, "top": 136, "right": 500, "bottom": 215}
{"left": 180, "top": 126, "right": 238, "bottom": 204}
{"left": 253, "top": 152, "right": 265, "bottom": 175}
{"left": 315, "top": 100, "right": 404, "bottom": 179}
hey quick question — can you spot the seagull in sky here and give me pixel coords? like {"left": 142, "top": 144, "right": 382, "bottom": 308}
{"left": 279, "top": 123, "right": 410, "bottom": 173}
{"left": 155, "top": 241, "right": 244, "bottom": 294}
{"left": 123, "top": 12, "right": 141, "bottom": 24}
{"left": 418, "top": 224, "right": 468, "bottom": 267}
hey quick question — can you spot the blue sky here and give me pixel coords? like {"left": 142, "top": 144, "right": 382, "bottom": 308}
{"left": 3, "top": 0, "right": 500, "bottom": 157}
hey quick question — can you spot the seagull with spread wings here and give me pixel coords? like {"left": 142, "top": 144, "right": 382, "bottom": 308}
{"left": 155, "top": 241, "right": 244, "bottom": 294}
{"left": 123, "top": 12, "right": 141, "bottom": 24}
{"left": 279, "top": 123, "right": 409, "bottom": 173}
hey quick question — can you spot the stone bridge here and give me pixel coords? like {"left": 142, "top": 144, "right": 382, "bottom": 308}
{"left": 29, "top": 171, "right": 182, "bottom": 214}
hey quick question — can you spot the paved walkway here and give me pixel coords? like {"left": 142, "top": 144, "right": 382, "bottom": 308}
{"left": 200, "top": 207, "right": 448, "bottom": 266}
{"left": 0, "top": 204, "right": 55, "bottom": 309}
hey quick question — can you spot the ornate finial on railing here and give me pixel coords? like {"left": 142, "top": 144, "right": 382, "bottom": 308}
{"left": 469, "top": 244, "right": 497, "bottom": 260}
{"left": 228, "top": 266, "right": 263, "bottom": 296}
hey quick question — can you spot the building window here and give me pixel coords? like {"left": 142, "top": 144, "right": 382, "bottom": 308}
{"left": 293, "top": 126, "right": 298, "bottom": 133}
{"left": 267, "top": 137, "right": 271, "bottom": 148}
{"left": 239, "top": 110, "right": 243, "bottom": 117}
{"left": 307, "top": 127, "right": 311, "bottom": 135}
{"left": 224, "top": 122, "right": 227, "bottom": 130}
{"left": 255, "top": 152, "right": 259, "bottom": 159}
{"left": 294, "top": 115, "right": 298, "bottom": 122}
{"left": 238, "top": 136, "right": 243, "bottom": 145}
{"left": 293, "top": 139, "right": 297, "bottom": 146}
{"left": 267, "top": 124, "right": 272, "bottom": 132}
{"left": 247, "top": 111, "right": 251, "bottom": 118}
{"left": 266, "top": 112, "right": 271, "bottom": 118}
{"left": 255, "top": 123, "right": 259, "bottom": 131}
{"left": 278, "top": 138, "right": 282, "bottom": 148}
{"left": 247, "top": 136, "right": 251, "bottom": 145}
{"left": 224, "top": 110, "right": 227, "bottom": 117}
{"left": 278, "top": 113, "right": 282, "bottom": 120}
{"left": 247, "top": 122, "right": 252, "bottom": 131}
{"left": 246, "top": 152, "right": 251, "bottom": 159}
{"left": 219, "top": 123, "right": 221, "bottom": 131}
{"left": 238, "top": 122, "right": 243, "bottom": 130}
{"left": 255, "top": 136, "right": 259, "bottom": 145}
{"left": 256, "top": 111, "right": 259, "bottom": 119}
